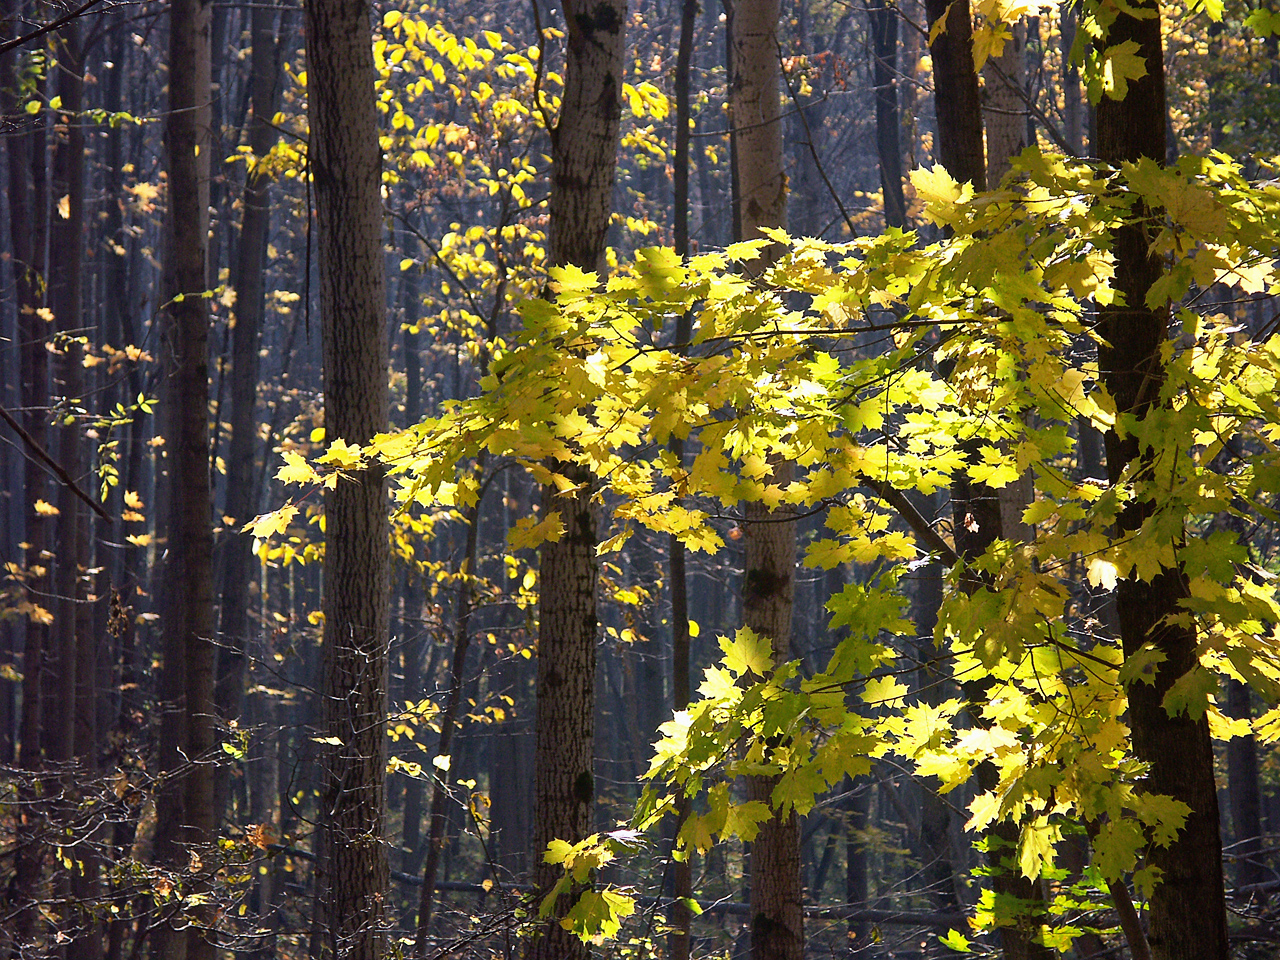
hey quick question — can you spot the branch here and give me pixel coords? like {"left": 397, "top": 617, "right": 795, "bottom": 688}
{"left": 777, "top": 47, "right": 860, "bottom": 238}
{"left": 856, "top": 471, "right": 959, "bottom": 567}
{"left": 0, "top": 0, "right": 107, "bottom": 55}
{"left": 0, "top": 402, "right": 111, "bottom": 521}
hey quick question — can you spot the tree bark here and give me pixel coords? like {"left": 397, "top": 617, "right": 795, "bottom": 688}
{"left": 1095, "top": 3, "right": 1229, "bottom": 958}
{"left": 725, "top": 7, "right": 803, "bottom": 957}
{"left": 155, "top": 1, "right": 218, "bottom": 958}
{"left": 525, "top": 3, "right": 625, "bottom": 960}
{"left": 924, "top": 0, "right": 985, "bottom": 189}
{"left": 305, "top": 0, "right": 393, "bottom": 956}
{"left": 981, "top": 22, "right": 1027, "bottom": 187}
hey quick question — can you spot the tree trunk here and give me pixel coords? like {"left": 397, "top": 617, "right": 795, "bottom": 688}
{"left": 924, "top": 0, "right": 985, "bottom": 189}
{"left": 866, "top": 0, "right": 906, "bottom": 229}
{"left": 1095, "top": 3, "right": 1229, "bottom": 958}
{"left": 981, "top": 22, "right": 1027, "bottom": 187}
{"left": 526, "top": 3, "right": 625, "bottom": 959}
{"left": 2, "top": 7, "right": 51, "bottom": 951}
{"left": 216, "top": 0, "right": 280, "bottom": 823}
{"left": 305, "top": 0, "right": 392, "bottom": 955}
{"left": 725, "top": 3, "right": 802, "bottom": 958}
{"left": 668, "top": 3, "right": 698, "bottom": 956}
{"left": 155, "top": 1, "right": 218, "bottom": 959}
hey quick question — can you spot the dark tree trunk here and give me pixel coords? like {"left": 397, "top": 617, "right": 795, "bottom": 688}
{"left": 525, "top": 3, "right": 625, "bottom": 959}
{"left": 668, "top": 2, "right": 698, "bottom": 957}
{"left": 215, "top": 0, "right": 280, "bottom": 823}
{"left": 924, "top": 0, "right": 985, "bottom": 189}
{"left": 1226, "top": 678, "right": 1264, "bottom": 890}
{"left": 155, "top": 1, "right": 218, "bottom": 959}
{"left": 1095, "top": 3, "right": 1229, "bottom": 958}
{"left": 2, "top": 4, "right": 51, "bottom": 950}
{"left": 305, "top": 0, "right": 393, "bottom": 955}
{"left": 866, "top": 0, "right": 906, "bottom": 228}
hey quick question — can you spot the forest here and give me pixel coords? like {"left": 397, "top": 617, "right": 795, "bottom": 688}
{"left": 1, "top": 0, "right": 1279, "bottom": 957}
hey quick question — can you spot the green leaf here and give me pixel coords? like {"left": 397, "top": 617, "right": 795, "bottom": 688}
{"left": 719, "top": 627, "right": 774, "bottom": 678}
{"left": 938, "top": 928, "right": 973, "bottom": 953}
{"left": 560, "top": 889, "right": 635, "bottom": 942}
{"left": 1097, "top": 40, "right": 1148, "bottom": 101}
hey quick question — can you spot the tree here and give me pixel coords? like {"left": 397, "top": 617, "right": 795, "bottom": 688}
{"left": 724, "top": 3, "right": 804, "bottom": 958}
{"left": 1095, "top": 2, "right": 1229, "bottom": 957}
{"left": 527, "top": 3, "right": 626, "bottom": 959}
{"left": 305, "top": 0, "right": 391, "bottom": 955}
{"left": 153, "top": 1, "right": 218, "bottom": 959}
{"left": 216, "top": 0, "right": 281, "bottom": 817}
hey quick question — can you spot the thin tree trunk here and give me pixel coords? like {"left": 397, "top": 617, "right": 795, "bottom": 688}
{"left": 2, "top": 5, "right": 51, "bottom": 949}
{"left": 866, "top": 0, "right": 906, "bottom": 229}
{"left": 155, "top": 1, "right": 217, "bottom": 958}
{"left": 215, "top": 0, "right": 280, "bottom": 824}
{"left": 725, "top": 4, "right": 802, "bottom": 957}
{"left": 415, "top": 454, "right": 485, "bottom": 953}
{"left": 1226, "top": 678, "right": 1264, "bottom": 890}
{"left": 1095, "top": 4, "right": 1229, "bottom": 958}
{"left": 668, "top": 2, "right": 698, "bottom": 956}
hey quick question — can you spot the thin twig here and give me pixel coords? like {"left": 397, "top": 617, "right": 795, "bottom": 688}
{"left": 0, "top": 402, "right": 111, "bottom": 521}
{"left": 0, "top": 0, "right": 106, "bottom": 55}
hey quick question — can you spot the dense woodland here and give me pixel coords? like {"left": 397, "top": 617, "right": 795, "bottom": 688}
{"left": 1, "top": 0, "right": 1280, "bottom": 958}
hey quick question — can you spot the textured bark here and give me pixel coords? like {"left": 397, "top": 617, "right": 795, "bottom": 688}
{"left": 726, "top": 4, "right": 802, "bottom": 958}
{"left": 1095, "top": 4, "right": 1229, "bottom": 959}
{"left": 155, "top": 2, "right": 218, "bottom": 959}
{"left": 305, "top": 0, "right": 392, "bottom": 956}
{"left": 526, "top": 3, "right": 625, "bottom": 959}
{"left": 981, "top": 23, "right": 1026, "bottom": 187}
{"left": 924, "top": 0, "right": 986, "bottom": 190}
{"left": 728, "top": 0, "right": 787, "bottom": 250}
{"left": 742, "top": 476, "right": 803, "bottom": 960}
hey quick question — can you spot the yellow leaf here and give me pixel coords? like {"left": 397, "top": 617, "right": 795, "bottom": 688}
{"left": 1086, "top": 557, "right": 1118, "bottom": 592}
{"left": 126, "top": 533, "right": 153, "bottom": 547}
{"left": 928, "top": 1, "right": 955, "bottom": 44}
{"left": 244, "top": 505, "right": 298, "bottom": 538}
{"left": 276, "top": 451, "right": 318, "bottom": 485}
{"left": 719, "top": 627, "right": 773, "bottom": 678}
{"left": 508, "top": 513, "right": 565, "bottom": 551}
{"left": 124, "top": 490, "right": 144, "bottom": 509}
{"left": 910, "top": 164, "right": 969, "bottom": 225}
{"left": 33, "top": 499, "right": 60, "bottom": 516}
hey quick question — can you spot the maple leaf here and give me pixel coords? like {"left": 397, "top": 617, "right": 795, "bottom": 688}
{"left": 1097, "top": 40, "right": 1148, "bottom": 101}
{"left": 719, "top": 628, "right": 773, "bottom": 678}
{"left": 244, "top": 505, "right": 298, "bottom": 538}
{"left": 276, "top": 451, "right": 318, "bottom": 485}
{"left": 508, "top": 512, "right": 565, "bottom": 551}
